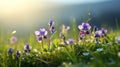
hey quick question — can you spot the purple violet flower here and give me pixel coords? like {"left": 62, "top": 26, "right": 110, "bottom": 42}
{"left": 35, "top": 31, "right": 40, "bottom": 36}
{"left": 16, "top": 50, "right": 21, "bottom": 56}
{"left": 80, "top": 31, "right": 85, "bottom": 36}
{"left": 37, "top": 36, "right": 42, "bottom": 42}
{"left": 24, "top": 44, "right": 31, "bottom": 52}
{"left": 35, "top": 28, "right": 48, "bottom": 42}
{"left": 8, "top": 48, "right": 13, "bottom": 54}
{"left": 100, "top": 28, "right": 107, "bottom": 37}
{"left": 94, "top": 28, "right": 107, "bottom": 38}
{"left": 16, "top": 50, "right": 21, "bottom": 60}
{"left": 93, "top": 26, "right": 98, "bottom": 32}
{"left": 86, "top": 31, "right": 90, "bottom": 34}
{"left": 66, "top": 39, "right": 74, "bottom": 45}
{"left": 101, "top": 28, "right": 107, "bottom": 34}
{"left": 94, "top": 30, "right": 101, "bottom": 38}
{"left": 78, "top": 23, "right": 91, "bottom": 31}
{"left": 48, "top": 19, "right": 54, "bottom": 27}
{"left": 49, "top": 26, "right": 55, "bottom": 33}
{"left": 48, "top": 20, "right": 55, "bottom": 33}
{"left": 94, "top": 30, "right": 102, "bottom": 43}
{"left": 39, "top": 28, "right": 48, "bottom": 36}
{"left": 51, "top": 26, "right": 55, "bottom": 33}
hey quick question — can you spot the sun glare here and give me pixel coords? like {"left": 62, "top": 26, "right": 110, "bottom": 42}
{"left": 0, "top": 0, "right": 49, "bottom": 26}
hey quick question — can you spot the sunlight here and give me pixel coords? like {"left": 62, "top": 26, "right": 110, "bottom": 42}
{"left": 0, "top": 0, "right": 42, "bottom": 18}
{"left": 0, "top": 0, "right": 107, "bottom": 25}
{"left": 0, "top": 0, "right": 49, "bottom": 26}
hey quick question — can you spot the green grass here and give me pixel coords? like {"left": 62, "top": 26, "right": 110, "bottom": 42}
{"left": 0, "top": 23, "right": 120, "bottom": 67}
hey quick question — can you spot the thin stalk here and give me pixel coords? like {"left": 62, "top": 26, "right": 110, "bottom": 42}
{"left": 48, "top": 35, "right": 50, "bottom": 51}
{"left": 48, "top": 30, "right": 51, "bottom": 51}
{"left": 41, "top": 38, "right": 44, "bottom": 49}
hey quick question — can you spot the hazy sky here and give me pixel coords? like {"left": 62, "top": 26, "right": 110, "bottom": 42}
{"left": 0, "top": 0, "right": 109, "bottom": 24}
{"left": 0, "top": 0, "right": 109, "bottom": 33}
{"left": 0, "top": 0, "right": 110, "bottom": 35}
{"left": 50, "top": 0, "right": 108, "bottom": 4}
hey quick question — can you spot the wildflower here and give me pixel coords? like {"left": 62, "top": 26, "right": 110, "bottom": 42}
{"left": 37, "top": 36, "right": 42, "bottom": 42}
{"left": 61, "top": 25, "right": 70, "bottom": 35}
{"left": 94, "top": 30, "right": 101, "bottom": 38}
{"left": 50, "top": 26, "right": 55, "bottom": 33}
{"left": 16, "top": 50, "right": 21, "bottom": 56}
{"left": 60, "top": 32, "right": 65, "bottom": 39}
{"left": 35, "top": 28, "right": 48, "bottom": 42}
{"left": 83, "top": 52, "right": 90, "bottom": 56}
{"left": 86, "top": 31, "right": 90, "bottom": 34}
{"left": 94, "top": 30, "right": 101, "bottom": 43}
{"left": 35, "top": 31, "right": 40, "bottom": 36}
{"left": 101, "top": 28, "right": 107, "bottom": 34}
{"left": 117, "top": 36, "right": 120, "bottom": 43}
{"left": 96, "top": 48, "right": 103, "bottom": 52}
{"left": 94, "top": 28, "right": 107, "bottom": 38}
{"left": 100, "top": 28, "right": 107, "bottom": 37}
{"left": 78, "top": 23, "right": 91, "bottom": 31}
{"left": 78, "top": 23, "right": 91, "bottom": 40}
{"left": 48, "top": 19, "right": 54, "bottom": 27}
{"left": 10, "top": 36, "right": 17, "bottom": 44}
{"left": 24, "top": 44, "right": 31, "bottom": 53}
{"left": 16, "top": 50, "right": 21, "bottom": 60}
{"left": 35, "top": 28, "right": 48, "bottom": 49}
{"left": 60, "top": 25, "right": 70, "bottom": 36}
{"left": 79, "top": 31, "right": 85, "bottom": 41}
{"left": 8, "top": 48, "right": 13, "bottom": 54}
{"left": 39, "top": 28, "right": 48, "bottom": 37}
{"left": 93, "top": 26, "right": 98, "bottom": 32}
{"left": 66, "top": 39, "right": 74, "bottom": 45}
{"left": 48, "top": 20, "right": 55, "bottom": 33}
{"left": 80, "top": 30, "right": 85, "bottom": 36}
{"left": 60, "top": 25, "right": 70, "bottom": 45}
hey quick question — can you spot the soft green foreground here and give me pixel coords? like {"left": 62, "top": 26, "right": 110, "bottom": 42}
{"left": 0, "top": 27, "right": 120, "bottom": 67}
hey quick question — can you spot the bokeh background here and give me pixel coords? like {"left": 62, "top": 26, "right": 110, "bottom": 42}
{"left": 0, "top": 0, "right": 120, "bottom": 36}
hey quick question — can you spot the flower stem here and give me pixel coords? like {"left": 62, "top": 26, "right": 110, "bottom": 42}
{"left": 41, "top": 39, "right": 44, "bottom": 49}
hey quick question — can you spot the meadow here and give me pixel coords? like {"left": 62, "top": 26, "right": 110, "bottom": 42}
{"left": 0, "top": 20, "right": 120, "bottom": 67}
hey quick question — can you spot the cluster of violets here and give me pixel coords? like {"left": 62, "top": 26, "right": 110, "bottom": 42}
{"left": 8, "top": 44, "right": 31, "bottom": 60}
{"left": 8, "top": 20, "right": 120, "bottom": 60}
{"left": 35, "top": 20, "right": 55, "bottom": 42}
{"left": 78, "top": 23, "right": 108, "bottom": 43}
{"left": 77, "top": 23, "right": 108, "bottom": 56}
